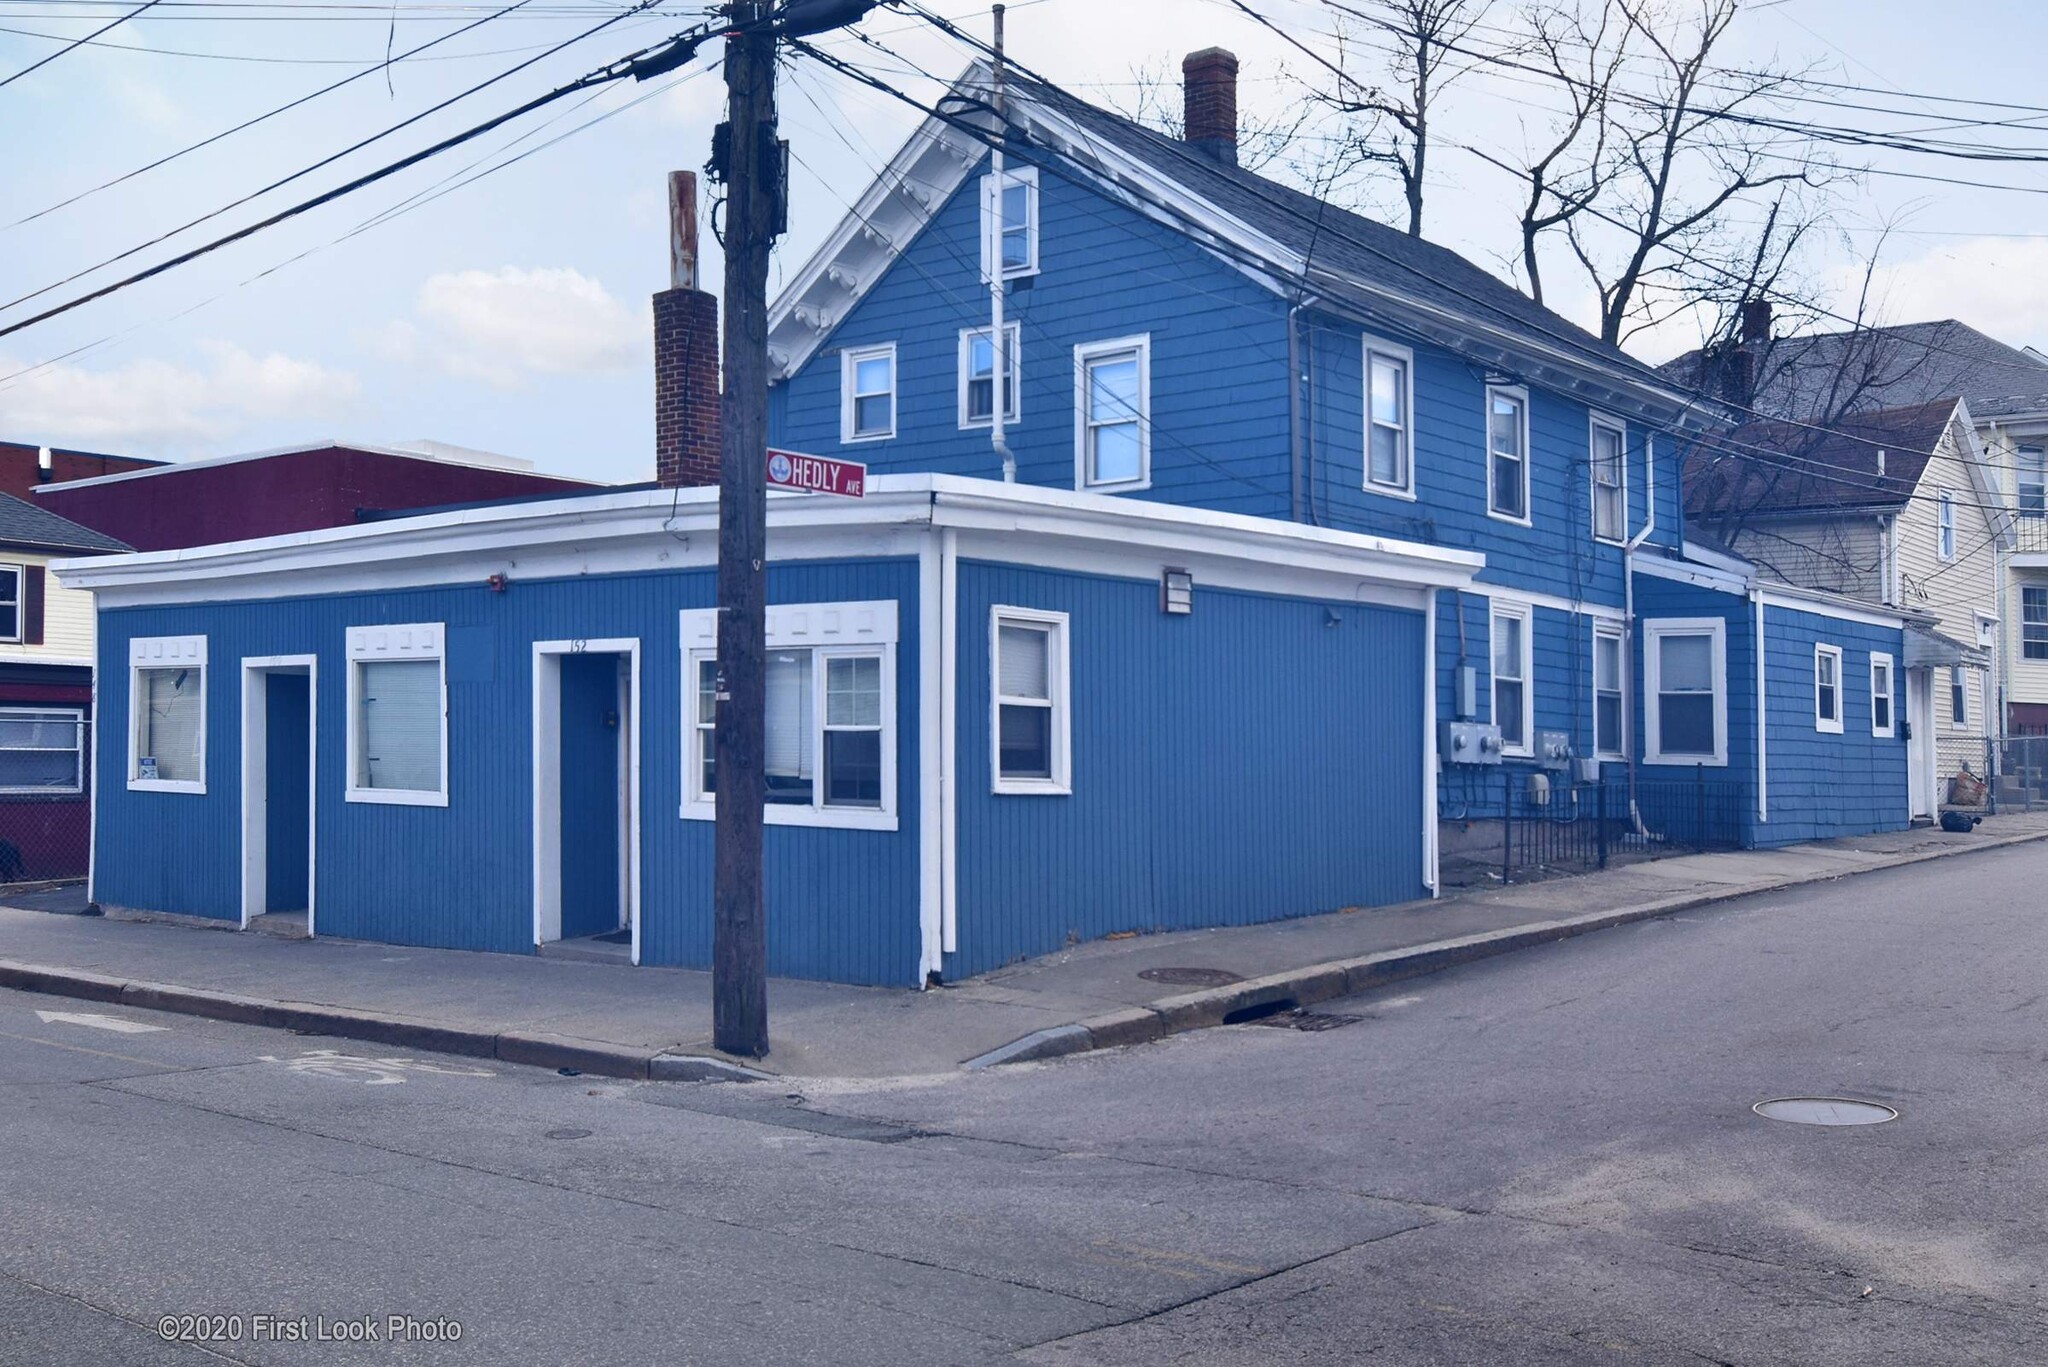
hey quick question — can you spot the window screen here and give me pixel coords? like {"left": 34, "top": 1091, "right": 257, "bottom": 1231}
{"left": 1657, "top": 634, "right": 1716, "bottom": 756}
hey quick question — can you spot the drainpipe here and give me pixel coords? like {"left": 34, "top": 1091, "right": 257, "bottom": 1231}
{"left": 1621, "top": 434, "right": 1660, "bottom": 833}
{"left": 988, "top": 5, "right": 1015, "bottom": 483}
{"left": 1753, "top": 585, "right": 1768, "bottom": 826}
{"left": 1287, "top": 302, "right": 1305, "bottom": 522}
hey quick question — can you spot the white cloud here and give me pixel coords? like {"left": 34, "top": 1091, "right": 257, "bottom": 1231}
{"left": 380, "top": 266, "right": 647, "bottom": 388}
{"left": 0, "top": 341, "right": 360, "bottom": 451}
{"left": 1857, "top": 238, "right": 2048, "bottom": 351}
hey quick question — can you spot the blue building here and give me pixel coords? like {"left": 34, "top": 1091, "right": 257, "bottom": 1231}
{"left": 62, "top": 478, "right": 1476, "bottom": 985}
{"left": 764, "top": 53, "right": 1918, "bottom": 858}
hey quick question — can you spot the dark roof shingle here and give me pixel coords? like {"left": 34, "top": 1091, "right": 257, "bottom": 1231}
{"left": 0, "top": 491, "right": 130, "bottom": 553}
{"left": 1683, "top": 397, "right": 1959, "bottom": 520}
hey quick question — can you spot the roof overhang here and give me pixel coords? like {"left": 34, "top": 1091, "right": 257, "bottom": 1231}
{"left": 55, "top": 473, "right": 1481, "bottom": 610}
{"left": 1905, "top": 625, "right": 1989, "bottom": 669}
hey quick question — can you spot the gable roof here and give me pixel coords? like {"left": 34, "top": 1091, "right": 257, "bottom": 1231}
{"left": 0, "top": 490, "right": 129, "bottom": 554}
{"left": 1662, "top": 319, "right": 2048, "bottom": 422}
{"left": 1682, "top": 397, "right": 2011, "bottom": 543}
{"left": 768, "top": 63, "right": 1702, "bottom": 426}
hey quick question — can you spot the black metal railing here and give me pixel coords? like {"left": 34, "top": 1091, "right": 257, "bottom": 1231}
{"left": 1499, "top": 768, "right": 1748, "bottom": 884}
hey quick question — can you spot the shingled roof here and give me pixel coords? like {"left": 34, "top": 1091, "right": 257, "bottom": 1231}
{"left": 0, "top": 491, "right": 129, "bottom": 554}
{"left": 1682, "top": 397, "right": 1960, "bottom": 521}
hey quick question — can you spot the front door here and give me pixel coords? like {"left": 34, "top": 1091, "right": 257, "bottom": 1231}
{"left": 1906, "top": 667, "right": 1935, "bottom": 821}
{"left": 558, "top": 653, "right": 623, "bottom": 940}
{"left": 264, "top": 673, "right": 312, "bottom": 912}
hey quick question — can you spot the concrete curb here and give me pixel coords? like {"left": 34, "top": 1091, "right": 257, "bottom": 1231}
{"left": 0, "top": 958, "right": 771, "bottom": 1083}
{"left": 962, "top": 827, "right": 2048, "bottom": 1070}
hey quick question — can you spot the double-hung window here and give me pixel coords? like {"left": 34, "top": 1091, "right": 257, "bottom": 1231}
{"left": 1364, "top": 341, "right": 1412, "bottom": 496}
{"left": 959, "top": 323, "right": 1021, "bottom": 428}
{"left": 991, "top": 607, "right": 1070, "bottom": 794}
{"left": 1491, "top": 603, "right": 1531, "bottom": 756}
{"left": 682, "top": 601, "right": 898, "bottom": 829}
{"left": 2024, "top": 585, "right": 2048, "bottom": 661}
{"left": 1950, "top": 667, "right": 1970, "bottom": 730}
{"left": 346, "top": 624, "right": 446, "bottom": 806}
{"left": 1937, "top": 489, "right": 1957, "bottom": 560}
{"left": 129, "top": 634, "right": 206, "bottom": 793}
{"left": 840, "top": 343, "right": 896, "bottom": 443}
{"left": 0, "top": 566, "right": 21, "bottom": 643}
{"left": 1814, "top": 643, "right": 1844, "bottom": 734}
{"left": 1075, "top": 335, "right": 1149, "bottom": 491}
{"left": 0, "top": 707, "right": 83, "bottom": 794}
{"left": 980, "top": 166, "right": 1038, "bottom": 281}
{"left": 1591, "top": 418, "right": 1626, "bottom": 543}
{"left": 1870, "top": 652, "right": 1895, "bottom": 738}
{"left": 2020, "top": 445, "right": 2047, "bottom": 518}
{"left": 1645, "top": 619, "right": 1726, "bottom": 766}
{"left": 1593, "top": 623, "right": 1625, "bottom": 759}
{"left": 1486, "top": 387, "right": 1529, "bottom": 522}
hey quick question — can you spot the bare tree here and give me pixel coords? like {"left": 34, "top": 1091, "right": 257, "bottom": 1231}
{"left": 1554, "top": 0, "right": 1836, "bottom": 346}
{"left": 1111, "top": 58, "right": 1324, "bottom": 180}
{"left": 1507, "top": 0, "right": 1629, "bottom": 307}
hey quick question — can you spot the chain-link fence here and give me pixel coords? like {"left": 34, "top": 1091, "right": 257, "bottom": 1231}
{"left": 0, "top": 710, "right": 92, "bottom": 883}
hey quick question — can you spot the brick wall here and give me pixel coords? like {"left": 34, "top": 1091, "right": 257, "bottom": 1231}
{"left": 654, "top": 286, "right": 721, "bottom": 488}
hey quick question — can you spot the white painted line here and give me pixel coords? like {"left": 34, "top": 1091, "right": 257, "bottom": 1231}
{"left": 35, "top": 1009, "right": 168, "bottom": 1034}
{"left": 257, "top": 1050, "right": 495, "bottom": 1085}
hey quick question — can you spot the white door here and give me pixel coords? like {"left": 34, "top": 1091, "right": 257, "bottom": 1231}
{"left": 1906, "top": 667, "right": 1935, "bottom": 821}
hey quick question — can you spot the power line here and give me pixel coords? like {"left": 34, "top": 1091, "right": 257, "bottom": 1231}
{"left": 0, "top": 0, "right": 161, "bottom": 88}
{"left": 5, "top": 0, "right": 543, "bottom": 232}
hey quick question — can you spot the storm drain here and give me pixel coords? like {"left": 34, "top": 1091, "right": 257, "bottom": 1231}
{"left": 1137, "top": 966, "right": 1244, "bottom": 987}
{"left": 1250, "top": 1008, "right": 1364, "bottom": 1032}
{"left": 1753, "top": 1097, "right": 1899, "bottom": 1127}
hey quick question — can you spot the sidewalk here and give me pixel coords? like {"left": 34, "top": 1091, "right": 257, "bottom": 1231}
{"left": 5, "top": 813, "right": 2046, "bottom": 1080}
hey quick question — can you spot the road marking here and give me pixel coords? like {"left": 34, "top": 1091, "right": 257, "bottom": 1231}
{"left": 257, "top": 1049, "right": 495, "bottom": 1085}
{"left": 0, "top": 1027, "right": 165, "bottom": 1067}
{"left": 35, "top": 1009, "right": 168, "bottom": 1034}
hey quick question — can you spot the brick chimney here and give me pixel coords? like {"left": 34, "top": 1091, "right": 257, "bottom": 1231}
{"left": 655, "top": 170, "right": 721, "bottom": 488}
{"left": 1182, "top": 48, "right": 1239, "bottom": 168}
{"left": 1740, "top": 298, "right": 1772, "bottom": 346}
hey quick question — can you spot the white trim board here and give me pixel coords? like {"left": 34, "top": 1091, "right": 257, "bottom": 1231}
{"left": 238, "top": 655, "right": 317, "bottom": 933}
{"left": 531, "top": 639, "right": 642, "bottom": 964}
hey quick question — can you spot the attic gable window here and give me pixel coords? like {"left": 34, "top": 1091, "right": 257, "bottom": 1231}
{"left": 959, "top": 323, "right": 1021, "bottom": 428}
{"left": 980, "top": 166, "right": 1039, "bottom": 281}
{"left": 1486, "top": 386, "right": 1530, "bottom": 523}
{"left": 1937, "top": 488, "right": 1956, "bottom": 560}
{"left": 840, "top": 343, "right": 897, "bottom": 443}
{"left": 1074, "top": 335, "right": 1150, "bottom": 492}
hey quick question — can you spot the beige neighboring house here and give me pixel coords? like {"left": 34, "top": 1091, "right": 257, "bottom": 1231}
{"left": 1685, "top": 397, "right": 2012, "bottom": 816}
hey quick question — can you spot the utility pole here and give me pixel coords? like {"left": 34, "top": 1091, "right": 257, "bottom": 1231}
{"left": 712, "top": 0, "right": 777, "bottom": 1059}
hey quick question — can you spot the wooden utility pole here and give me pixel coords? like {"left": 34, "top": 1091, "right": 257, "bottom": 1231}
{"left": 712, "top": 0, "right": 776, "bottom": 1059}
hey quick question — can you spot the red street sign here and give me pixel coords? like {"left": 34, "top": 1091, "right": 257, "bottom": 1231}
{"left": 767, "top": 448, "right": 865, "bottom": 498}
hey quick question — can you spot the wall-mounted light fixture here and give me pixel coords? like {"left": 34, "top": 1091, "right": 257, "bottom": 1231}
{"left": 1161, "top": 567, "right": 1194, "bottom": 615}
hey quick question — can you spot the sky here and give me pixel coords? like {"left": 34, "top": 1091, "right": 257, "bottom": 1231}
{"left": 2, "top": 0, "right": 2046, "bottom": 483}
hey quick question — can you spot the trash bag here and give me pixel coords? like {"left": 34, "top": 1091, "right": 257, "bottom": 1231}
{"left": 1940, "top": 810, "right": 1982, "bottom": 834}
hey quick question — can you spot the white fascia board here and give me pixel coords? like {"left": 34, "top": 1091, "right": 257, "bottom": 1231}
{"left": 57, "top": 473, "right": 1481, "bottom": 609}
{"left": 1680, "top": 540, "right": 1755, "bottom": 578}
{"left": 1757, "top": 584, "right": 1918, "bottom": 631}
{"left": 1632, "top": 552, "right": 1750, "bottom": 595}
{"left": 1944, "top": 401, "right": 2016, "bottom": 547}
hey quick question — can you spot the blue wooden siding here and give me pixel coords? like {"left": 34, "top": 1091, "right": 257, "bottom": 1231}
{"left": 1754, "top": 605, "right": 1908, "bottom": 846}
{"left": 948, "top": 561, "right": 1426, "bottom": 978}
{"left": 1628, "top": 574, "right": 1758, "bottom": 803}
{"left": 771, "top": 149, "right": 1294, "bottom": 516}
{"left": 92, "top": 558, "right": 924, "bottom": 986}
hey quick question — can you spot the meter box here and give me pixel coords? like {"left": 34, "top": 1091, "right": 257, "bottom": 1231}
{"left": 1438, "top": 721, "right": 1503, "bottom": 766}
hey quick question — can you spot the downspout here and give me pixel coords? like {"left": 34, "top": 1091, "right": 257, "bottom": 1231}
{"left": 988, "top": 5, "right": 1015, "bottom": 483}
{"left": 1287, "top": 302, "right": 1305, "bottom": 522}
{"left": 1753, "top": 585, "right": 1768, "bottom": 827}
{"left": 1621, "top": 434, "right": 1659, "bottom": 833}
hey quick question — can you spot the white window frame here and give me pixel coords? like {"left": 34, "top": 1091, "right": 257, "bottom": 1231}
{"left": 1814, "top": 642, "right": 1844, "bottom": 734}
{"left": 1362, "top": 337, "right": 1416, "bottom": 499}
{"left": 957, "top": 322, "right": 1021, "bottom": 429}
{"left": 0, "top": 564, "right": 22, "bottom": 644}
{"left": 839, "top": 342, "right": 897, "bottom": 444}
{"left": 1870, "top": 651, "right": 1895, "bottom": 739}
{"left": 1490, "top": 601, "right": 1533, "bottom": 758}
{"left": 129, "top": 634, "right": 207, "bottom": 794}
{"left": 979, "top": 165, "right": 1039, "bottom": 282}
{"left": 345, "top": 623, "right": 448, "bottom": 808}
{"left": 0, "top": 705, "right": 84, "bottom": 795}
{"left": 990, "top": 605, "right": 1071, "bottom": 796}
{"left": 1485, "top": 385, "right": 1532, "bottom": 525}
{"left": 2020, "top": 444, "right": 2047, "bottom": 518}
{"left": 1937, "top": 488, "right": 1957, "bottom": 561}
{"left": 1589, "top": 414, "right": 1628, "bottom": 545}
{"left": 679, "top": 601, "right": 899, "bottom": 831}
{"left": 1644, "top": 618, "right": 1728, "bottom": 767}
{"left": 2023, "top": 584, "right": 2048, "bottom": 661}
{"left": 1592, "top": 620, "right": 1627, "bottom": 761}
{"left": 1073, "top": 334, "right": 1151, "bottom": 493}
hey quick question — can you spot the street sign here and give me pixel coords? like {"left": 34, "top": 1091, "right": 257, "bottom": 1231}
{"left": 767, "top": 448, "right": 865, "bottom": 498}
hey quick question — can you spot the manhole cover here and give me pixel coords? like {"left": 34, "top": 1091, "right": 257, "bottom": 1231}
{"left": 1753, "top": 1098, "right": 1898, "bottom": 1127}
{"left": 1251, "top": 1009, "right": 1363, "bottom": 1032}
{"left": 544, "top": 1127, "right": 593, "bottom": 1140}
{"left": 1137, "top": 966, "right": 1244, "bottom": 987}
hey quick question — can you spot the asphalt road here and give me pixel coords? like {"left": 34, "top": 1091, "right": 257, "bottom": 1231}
{"left": 4, "top": 844, "right": 2045, "bottom": 1365}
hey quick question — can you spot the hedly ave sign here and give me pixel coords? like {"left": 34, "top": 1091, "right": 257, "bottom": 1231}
{"left": 767, "top": 448, "right": 865, "bottom": 497}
